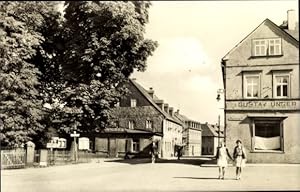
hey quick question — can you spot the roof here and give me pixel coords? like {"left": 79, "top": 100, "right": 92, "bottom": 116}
{"left": 201, "top": 123, "right": 224, "bottom": 137}
{"left": 174, "top": 113, "right": 202, "bottom": 131}
{"left": 222, "top": 18, "right": 299, "bottom": 61}
{"left": 129, "top": 79, "right": 183, "bottom": 126}
{"left": 103, "top": 127, "right": 163, "bottom": 136}
{"left": 280, "top": 21, "right": 299, "bottom": 41}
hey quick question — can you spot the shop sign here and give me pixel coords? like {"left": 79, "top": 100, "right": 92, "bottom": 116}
{"left": 226, "top": 100, "right": 300, "bottom": 110}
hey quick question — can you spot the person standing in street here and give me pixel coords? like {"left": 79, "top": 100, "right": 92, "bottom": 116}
{"left": 233, "top": 139, "right": 247, "bottom": 180}
{"left": 216, "top": 141, "right": 233, "bottom": 179}
{"left": 150, "top": 142, "right": 158, "bottom": 164}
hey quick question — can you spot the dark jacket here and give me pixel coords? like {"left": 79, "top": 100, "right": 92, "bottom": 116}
{"left": 233, "top": 146, "right": 246, "bottom": 159}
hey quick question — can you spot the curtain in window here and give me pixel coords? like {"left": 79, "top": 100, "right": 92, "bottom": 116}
{"left": 254, "top": 136, "right": 280, "bottom": 150}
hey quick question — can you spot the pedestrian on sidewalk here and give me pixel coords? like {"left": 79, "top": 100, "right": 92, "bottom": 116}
{"left": 150, "top": 142, "right": 158, "bottom": 164}
{"left": 233, "top": 139, "right": 247, "bottom": 180}
{"left": 216, "top": 141, "right": 233, "bottom": 179}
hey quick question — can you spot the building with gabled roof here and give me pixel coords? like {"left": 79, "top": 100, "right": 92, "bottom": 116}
{"left": 92, "top": 78, "right": 183, "bottom": 158}
{"left": 221, "top": 10, "right": 299, "bottom": 163}
{"left": 201, "top": 123, "right": 224, "bottom": 156}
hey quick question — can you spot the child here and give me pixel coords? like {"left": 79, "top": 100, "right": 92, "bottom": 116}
{"left": 216, "top": 141, "right": 233, "bottom": 179}
{"left": 233, "top": 139, "right": 247, "bottom": 180}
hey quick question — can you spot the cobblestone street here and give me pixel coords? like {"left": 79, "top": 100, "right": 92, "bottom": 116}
{"left": 2, "top": 159, "right": 300, "bottom": 191}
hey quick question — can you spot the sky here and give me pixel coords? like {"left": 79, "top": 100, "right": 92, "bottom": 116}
{"left": 132, "top": 1, "right": 299, "bottom": 125}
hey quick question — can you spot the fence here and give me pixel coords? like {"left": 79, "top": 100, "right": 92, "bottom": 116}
{"left": 1, "top": 148, "right": 26, "bottom": 169}
{"left": 1, "top": 148, "right": 97, "bottom": 169}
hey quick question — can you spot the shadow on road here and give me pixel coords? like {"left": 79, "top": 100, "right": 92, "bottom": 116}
{"left": 174, "top": 176, "right": 218, "bottom": 180}
{"left": 104, "top": 157, "right": 217, "bottom": 166}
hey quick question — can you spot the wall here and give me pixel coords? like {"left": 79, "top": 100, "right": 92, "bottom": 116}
{"left": 226, "top": 112, "right": 300, "bottom": 163}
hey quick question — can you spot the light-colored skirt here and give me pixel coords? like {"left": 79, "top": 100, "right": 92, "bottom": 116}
{"left": 235, "top": 156, "right": 246, "bottom": 167}
{"left": 217, "top": 157, "right": 228, "bottom": 167}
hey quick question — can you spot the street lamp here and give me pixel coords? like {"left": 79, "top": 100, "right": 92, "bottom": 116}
{"left": 216, "top": 89, "right": 225, "bottom": 147}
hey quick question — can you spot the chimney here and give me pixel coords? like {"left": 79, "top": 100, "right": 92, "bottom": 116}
{"left": 148, "top": 87, "right": 154, "bottom": 98}
{"left": 287, "top": 9, "right": 296, "bottom": 30}
{"left": 163, "top": 103, "right": 169, "bottom": 113}
{"left": 175, "top": 109, "right": 180, "bottom": 115}
{"left": 154, "top": 99, "right": 164, "bottom": 110}
{"left": 169, "top": 107, "right": 174, "bottom": 116}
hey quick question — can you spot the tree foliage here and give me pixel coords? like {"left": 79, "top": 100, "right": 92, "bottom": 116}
{"left": 51, "top": 1, "right": 158, "bottom": 133}
{"left": 0, "top": 2, "right": 46, "bottom": 147}
{"left": 0, "top": 1, "right": 157, "bottom": 147}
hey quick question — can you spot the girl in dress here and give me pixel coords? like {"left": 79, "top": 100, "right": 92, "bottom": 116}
{"left": 233, "top": 140, "right": 247, "bottom": 180}
{"left": 216, "top": 141, "right": 233, "bottom": 179}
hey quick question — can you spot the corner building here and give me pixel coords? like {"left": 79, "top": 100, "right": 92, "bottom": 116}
{"left": 221, "top": 10, "right": 299, "bottom": 163}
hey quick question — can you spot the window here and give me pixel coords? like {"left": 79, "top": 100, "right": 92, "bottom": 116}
{"left": 253, "top": 39, "right": 267, "bottom": 56}
{"left": 128, "top": 120, "right": 135, "bottom": 129}
{"left": 244, "top": 74, "right": 260, "bottom": 98}
{"left": 253, "top": 38, "right": 282, "bottom": 56}
{"left": 146, "top": 120, "right": 152, "bottom": 129}
{"left": 132, "top": 139, "right": 140, "bottom": 152}
{"left": 130, "top": 99, "right": 137, "bottom": 107}
{"left": 274, "top": 75, "right": 289, "bottom": 98}
{"left": 252, "top": 120, "right": 283, "bottom": 152}
{"left": 268, "top": 39, "right": 281, "bottom": 56}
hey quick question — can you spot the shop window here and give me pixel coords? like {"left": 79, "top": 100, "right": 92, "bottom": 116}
{"left": 273, "top": 75, "right": 289, "bottom": 98}
{"left": 132, "top": 139, "right": 140, "bottom": 152}
{"left": 252, "top": 120, "right": 283, "bottom": 152}
{"left": 243, "top": 74, "right": 260, "bottom": 98}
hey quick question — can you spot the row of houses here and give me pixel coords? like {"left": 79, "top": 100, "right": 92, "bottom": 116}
{"left": 79, "top": 78, "right": 222, "bottom": 158}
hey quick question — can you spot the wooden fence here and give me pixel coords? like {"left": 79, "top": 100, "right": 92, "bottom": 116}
{"left": 1, "top": 148, "right": 26, "bottom": 169}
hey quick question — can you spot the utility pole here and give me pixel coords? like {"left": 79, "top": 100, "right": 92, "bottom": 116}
{"left": 218, "top": 114, "right": 220, "bottom": 147}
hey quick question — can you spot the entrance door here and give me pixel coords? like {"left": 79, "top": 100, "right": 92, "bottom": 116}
{"left": 109, "top": 138, "right": 118, "bottom": 157}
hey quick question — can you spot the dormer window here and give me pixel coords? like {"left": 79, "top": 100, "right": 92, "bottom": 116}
{"left": 252, "top": 38, "right": 282, "bottom": 56}
{"left": 130, "top": 99, "right": 137, "bottom": 107}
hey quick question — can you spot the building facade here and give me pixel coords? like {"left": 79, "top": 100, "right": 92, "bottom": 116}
{"left": 93, "top": 79, "right": 183, "bottom": 158}
{"left": 174, "top": 112, "right": 202, "bottom": 156}
{"left": 221, "top": 10, "right": 299, "bottom": 163}
{"left": 201, "top": 123, "right": 224, "bottom": 156}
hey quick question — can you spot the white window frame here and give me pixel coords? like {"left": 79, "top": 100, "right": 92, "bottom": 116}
{"left": 146, "top": 120, "right": 152, "bottom": 129}
{"left": 273, "top": 74, "right": 290, "bottom": 98}
{"left": 268, "top": 38, "right": 282, "bottom": 56}
{"left": 130, "top": 99, "right": 137, "bottom": 107}
{"left": 128, "top": 120, "right": 135, "bottom": 129}
{"left": 253, "top": 39, "right": 267, "bottom": 56}
{"left": 251, "top": 119, "right": 284, "bottom": 152}
{"left": 243, "top": 74, "right": 260, "bottom": 98}
{"left": 253, "top": 38, "right": 282, "bottom": 56}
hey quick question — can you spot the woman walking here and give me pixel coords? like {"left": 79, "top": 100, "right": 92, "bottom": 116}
{"left": 233, "top": 140, "right": 247, "bottom": 180}
{"left": 216, "top": 141, "right": 233, "bottom": 179}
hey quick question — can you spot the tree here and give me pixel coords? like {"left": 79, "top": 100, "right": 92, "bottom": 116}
{"left": 0, "top": 1, "right": 63, "bottom": 147}
{"left": 51, "top": 1, "right": 158, "bottom": 134}
{"left": 0, "top": 2, "right": 45, "bottom": 147}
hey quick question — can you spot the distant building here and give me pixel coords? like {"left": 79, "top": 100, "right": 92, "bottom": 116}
{"left": 221, "top": 10, "right": 299, "bottom": 163}
{"left": 201, "top": 123, "right": 224, "bottom": 156}
{"left": 174, "top": 111, "right": 202, "bottom": 156}
{"left": 92, "top": 79, "right": 183, "bottom": 158}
